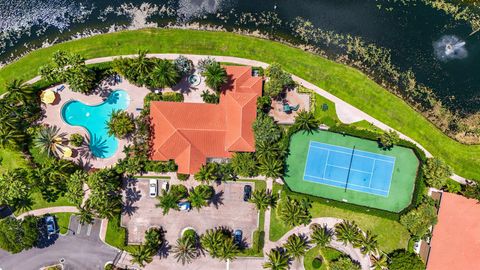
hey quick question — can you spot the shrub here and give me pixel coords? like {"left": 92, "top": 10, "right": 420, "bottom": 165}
{"left": 69, "top": 133, "right": 84, "bottom": 147}
{"left": 231, "top": 152, "right": 258, "bottom": 177}
{"left": 445, "top": 179, "right": 462, "bottom": 193}
{"left": 203, "top": 62, "right": 228, "bottom": 91}
{"left": 388, "top": 250, "right": 425, "bottom": 270}
{"left": 162, "top": 92, "right": 184, "bottom": 102}
{"left": 257, "top": 95, "right": 272, "bottom": 114}
{"left": 174, "top": 55, "right": 193, "bottom": 75}
{"left": 177, "top": 173, "right": 190, "bottom": 181}
{"left": 264, "top": 63, "right": 294, "bottom": 98}
{"left": 144, "top": 92, "right": 163, "bottom": 110}
{"left": 422, "top": 157, "right": 453, "bottom": 189}
{"left": 197, "top": 57, "right": 216, "bottom": 73}
{"left": 201, "top": 90, "right": 220, "bottom": 104}
{"left": 312, "top": 257, "right": 322, "bottom": 269}
{"left": 107, "top": 110, "right": 135, "bottom": 138}
{"left": 144, "top": 160, "right": 177, "bottom": 173}
{"left": 400, "top": 203, "right": 437, "bottom": 239}
{"left": 378, "top": 130, "right": 400, "bottom": 149}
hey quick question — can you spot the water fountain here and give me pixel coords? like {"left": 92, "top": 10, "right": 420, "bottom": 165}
{"left": 434, "top": 35, "right": 468, "bottom": 61}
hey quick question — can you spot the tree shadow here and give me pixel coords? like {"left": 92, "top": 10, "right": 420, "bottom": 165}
{"left": 157, "top": 240, "right": 171, "bottom": 259}
{"left": 35, "top": 218, "right": 59, "bottom": 249}
{"left": 208, "top": 190, "right": 224, "bottom": 209}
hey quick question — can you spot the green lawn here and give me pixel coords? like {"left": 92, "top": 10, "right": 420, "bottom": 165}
{"left": 0, "top": 148, "right": 28, "bottom": 173}
{"left": 0, "top": 29, "right": 477, "bottom": 178}
{"left": 14, "top": 192, "right": 75, "bottom": 215}
{"left": 304, "top": 246, "right": 343, "bottom": 270}
{"left": 105, "top": 213, "right": 129, "bottom": 250}
{"left": 270, "top": 184, "right": 410, "bottom": 253}
{"left": 54, "top": 212, "right": 73, "bottom": 234}
{"left": 285, "top": 130, "right": 419, "bottom": 212}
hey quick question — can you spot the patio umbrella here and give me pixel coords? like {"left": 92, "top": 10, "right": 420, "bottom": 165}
{"left": 62, "top": 146, "right": 72, "bottom": 158}
{"left": 41, "top": 90, "right": 56, "bottom": 104}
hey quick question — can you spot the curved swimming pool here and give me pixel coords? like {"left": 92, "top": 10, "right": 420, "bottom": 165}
{"left": 61, "top": 90, "right": 130, "bottom": 159}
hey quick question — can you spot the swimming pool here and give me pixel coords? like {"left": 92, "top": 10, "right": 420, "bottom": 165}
{"left": 61, "top": 90, "right": 130, "bottom": 158}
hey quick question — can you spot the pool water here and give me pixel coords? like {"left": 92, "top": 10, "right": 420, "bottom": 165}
{"left": 61, "top": 90, "right": 130, "bottom": 159}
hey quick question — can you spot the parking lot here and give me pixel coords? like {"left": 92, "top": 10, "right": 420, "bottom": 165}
{"left": 121, "top": 178, "right": 259, "bottom": 246}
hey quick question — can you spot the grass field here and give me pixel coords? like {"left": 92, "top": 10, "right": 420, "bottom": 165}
{"left": 14, "top": 192, "right": 75, "bottom": 215}
{"left": 285, "top": 131, "right": 419, "bottom": 212}
{"left": 0, "top": 148, "right": 28, "bottom": 173}
{"left": 304, "top": 246, "right": 343, "bottom": 270}
{"left": 0, "top": 29, "right": 477, "bottom": 178}
{"left": 54, "top": 212, "right": 73, "bottom": 234}
{"left": 270, "top": 184, "right": 410, "bottom": 253}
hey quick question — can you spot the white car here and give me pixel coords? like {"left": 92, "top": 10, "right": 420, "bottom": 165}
{"left": 149, "top": 179, "right": 157, "bottom": 197}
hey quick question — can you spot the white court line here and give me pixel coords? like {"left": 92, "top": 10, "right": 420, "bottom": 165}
{"left": 322, "top": 150, "right": 330, "bottom": 179}
{"left": 368, "top": 159, "right": 376, "bottom": 188}
{"left": 304, "top": 173, "right": 389, "bottom": 193}
{"left": 310, "top": 145, "right": 395, "bottom": 164}
{"left": 303, "top": 176, "right": 389, "bottom": 197}
{"left": 326, "top": 163, "right": 372, "bottom": 175}
{"left": 310, "top": 141, "right": 396, "bottom": 162}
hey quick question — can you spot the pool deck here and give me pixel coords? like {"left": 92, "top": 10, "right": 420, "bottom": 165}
{"left": 41, "top": 78, "right": 150, "bottom": 169}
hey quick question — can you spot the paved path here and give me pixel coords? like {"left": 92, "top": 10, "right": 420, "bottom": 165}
{"left": 23, "top": 53, "right": 467, "bottom": 184}
{"left": 265, "top": 217, "right": 371, "bottom": 270}
{"left": 16, "top": 206, "right": 79, "bottom": 219}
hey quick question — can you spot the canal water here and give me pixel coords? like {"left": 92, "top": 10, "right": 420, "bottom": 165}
{"left": 0, "top": 0, "right": 478, "bottom": 112}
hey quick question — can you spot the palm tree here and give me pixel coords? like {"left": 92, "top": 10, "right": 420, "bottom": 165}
{"left": 194, "top": 163, "right": 217, "bottom": 183}
{"left": 149, "top": 59, "right": 180, "bottom": 88}
{"left": 263, "top": 249, "right": 290, "bottom": 270}
{"left": 283, "top": 234, "right": 308, "bottom": 261}
{"left": 144, "top": 227, "right": 164, "bottom": 251}
{"left": 310, "top": 224, "right": 333, "bottom": 248}
{"left": 218, "top": 237, "right": 239, "bottom": 262}
{"left": 258, "top": 158, "right": 283, "bottom": 180}
{"left": 293, "top": 110, "right": 319, "bottom": 133}
{"left": 172, "top": 236, "right": 199, "bottom": 265}
{"left": 33, "top": 125, "right": 65, "bottom": 157}
{"left": 189, "top": 185, "right": 214, "bottom": 210}
{"left": 5, "top": 79, "right": 35, "bottom": 104}
{"left": 132, "top": 50, "right": 154, "bottom": 85}
{"left": 334, "top": 220, "right": 361, "bottom": 246}
{"left": 249, "top": 189, "right": 277, "bottom": 211}
{"left": 200, "top": 229, "right": 225, "bottom": 258}
{"left": 371, "top": 254, "right": 388, "bottom": 270}
{"left": 357, "top": 230, "right": 378, "bottom": 255}
{"left": 156, "top": 190, "right": 180, "bottom": 215}
{"left": 130, "top": 245, "right": 154, "bottom": 267}
{"left": 77, "top": 206, "right": 94, "bottom": 225}
{"left": 107, "top": 110, "right": 135, "bottom": 138}
{"left": 0, "top": 127, "right": 25, "bottom": 149}
{"left": 279, "top": 197, "right": 311, "bottom": 227}
{"left": 203, "top": 62, "right": 227, "bottom": 91}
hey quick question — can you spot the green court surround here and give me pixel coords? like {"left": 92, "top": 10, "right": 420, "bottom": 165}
{"left": 285, "top": 130, "right": 419, "bottom": 212}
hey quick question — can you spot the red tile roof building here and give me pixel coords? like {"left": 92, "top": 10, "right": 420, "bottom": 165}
{"left": 427, "top": 192, "right": 480, "bottom": 270}
{"left": 150, "top": 66, "right": 262, "bottom": 174}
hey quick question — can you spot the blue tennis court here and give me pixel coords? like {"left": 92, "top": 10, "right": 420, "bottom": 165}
{"left": 303, "top": 141, "right": 395, "bottom": 197}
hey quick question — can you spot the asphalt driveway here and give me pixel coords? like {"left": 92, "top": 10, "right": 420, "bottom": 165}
{"left": 0, "top": 216, "right": 119, "bottom": 270}
{"left": 121, "top": 179, "right": 259, "bottom": 246}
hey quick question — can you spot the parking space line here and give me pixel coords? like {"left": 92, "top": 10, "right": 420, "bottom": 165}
{"left": 86, "top": 224, "right": 92, "bottom": 236}
{"left": 76, "top": 223, "right": 82, "bottom": 235}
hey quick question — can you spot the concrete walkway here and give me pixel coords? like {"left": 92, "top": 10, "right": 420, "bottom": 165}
{"left": 16, "top": 206, "right": 79, "bottom": 219}
{"left": 23, "top": 53, "right": 467, "bottom": 184}
{"left": 265, "top": 217, "right": 371, "bottom": 270}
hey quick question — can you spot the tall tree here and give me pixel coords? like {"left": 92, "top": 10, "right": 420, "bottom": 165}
{"left": 130, "top": 245, "right": 154, "bottom": 267}
{"left": 263, "top": 249, "right": 290, "bottom": 270}
{"left": 249, "top": 189, "right": 278, "bottom": 211}
{"left": 334, "top": 220, "right": 361, "bottom": 246}
{"left": 0, "top": 169, "right": 31, "bottom": 209}
{"left": 293, "top": 110, "right": 319, "bottom": 133}
{"left": 217, "top": 237, "right": 239, "bottom": 262}
{"left": 189, "top": 185, "right": 214, "bottom": 210}
{"left": 107, "top": 110, "right": 135, "bottom": 138}
{"left": 149, "top": 59, "right": 180, "bottom": 88}
{"left": 194, "top": 163, "right": 218, "bottom": 183}
{"left": 203, "top": 62, "right": 227, "bottom": 91}
{"left": 371, "top": 254, "right": 388, "bottom": 270}
{"left": 357, "top": 230, "right": 378, "bottom": 255}
{"left": 422, "top": 157, "right": 453, "bottom": 189}
{"left": 400, "top": 203, "right": 437, "bottom": 238}
{"left": 258, "top": 158, "right": 283, "bottom": 180}
{"left": 278, "top": 196, "right": 312, "bottom": 227}
{"left": 5, "top": 79, "right": 35, "bottom": 105}
{"left": 33, "top": 125, "right": 65, "bottom": 157}
{"left": 66, "top": 170, "right": 87, "bottom": 205}
{"left": 253, "top": 114, "right": 282, "bottom": 146}
{"left": 231, "top": 152, "right": 258, "bottom": 177}
{"left": 388, "top": 250, "right": 425, "bottom": 270}
{"left": 172, "top": 236, "right": 199, "bottom": 265}
{"left": 283, "top": 234, "right": 308, "bottom": 261}
{"left": 310, "top": 224, "right": 333, "bottom": 248}
{"left": 379, "top": 130, "right": 400, "bottom": 149}
{"left": 200, "top": 229, "right": 225, "bottom": 258}
{"left": 156, "top": 189, "right": 180, "bottom": 215}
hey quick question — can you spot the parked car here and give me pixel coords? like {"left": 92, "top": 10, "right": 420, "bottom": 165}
{"left": 178, "top": 201, "right": 191, "bottom": 211}
{"left": 149, "top": 179, "right": 158, "bottom": 197}
{"left": 161, "top": 181, "right": 169, "bottom": 192}
{"left": 234, "top": 229, "right": 243, "bottom": 245}
{"left": 243, "top": 185, "right": 252, "bottom": 202}
{"left": 45, "top": 216, "right": 57, "bottom": 238}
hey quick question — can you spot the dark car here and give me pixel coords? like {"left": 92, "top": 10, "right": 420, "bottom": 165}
{"left": 234, "top": 229, "right": 243, "bottom": 245}
{"left": 243, "top": 185, "right": 252, "bottom": 202}
{"left": 45, "top": 216, "right": 57, "bottom": 238}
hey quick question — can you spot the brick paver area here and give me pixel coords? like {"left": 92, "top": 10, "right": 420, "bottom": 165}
{"left": 121, "top": 178, "right": 259, "bottom": 246}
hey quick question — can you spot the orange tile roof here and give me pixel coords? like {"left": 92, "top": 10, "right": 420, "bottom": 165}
{"left": 427, "top": 192, "right": 480, "bottom": 270}
{"left": 150, "top": 66, "right": 262, "bottom": 174}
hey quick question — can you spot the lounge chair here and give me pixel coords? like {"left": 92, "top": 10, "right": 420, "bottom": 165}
{"left": 290, "top": 104, "right": 300, "bottom": 111}
{"left": 56, "top": 85, "right": 65, "bottom": 92}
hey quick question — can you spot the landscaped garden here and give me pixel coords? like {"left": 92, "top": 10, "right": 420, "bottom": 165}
{"left": 0, "top": 29, "right": 478, "bottom": 179}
